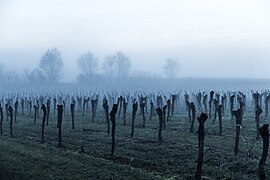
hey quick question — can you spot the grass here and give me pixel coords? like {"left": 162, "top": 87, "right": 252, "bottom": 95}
{"left": 0, "top": 108, "right": 269, "bottom": 179}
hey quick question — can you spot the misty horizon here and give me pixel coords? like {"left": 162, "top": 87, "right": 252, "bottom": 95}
{"left": 1, "top": 0, "right": 270, "bottom": 82}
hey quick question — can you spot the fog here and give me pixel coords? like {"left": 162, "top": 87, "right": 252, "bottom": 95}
{"left": 1, "top": 0, "right": 270, "bottom": 82}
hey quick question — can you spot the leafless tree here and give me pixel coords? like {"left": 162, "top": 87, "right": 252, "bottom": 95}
{"left": 77, "top": 51, "right": 98, "bottom": 78}
{"left": 39, "top": 48, "right": 64, "bottom": 82}
{"left": 163, "top": 58, "right": 180, "bottom": 79}
{"left": 113, "top": 51, "right": 131, "bottom": 80}
{"left": 102, "top": 55, "right": 115, "bottom": 78}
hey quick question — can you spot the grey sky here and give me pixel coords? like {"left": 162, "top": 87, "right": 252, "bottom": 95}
{"left": 1, "top": 0, "right": 270, "bottom": 81}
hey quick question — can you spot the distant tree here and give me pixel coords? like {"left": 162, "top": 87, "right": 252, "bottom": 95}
{"left": 39, "top": 48, "right": 64, "bottom": 82}
{"left": 23, "top": 68, "right": 46, "bottom": 83}
{"left": 0, "top": 63, "right": 6, "bottom": 83}
{"left": 77, "top": 51, "right": 98, "bottom": 81}
{"left": 113, "top": 52, "right": 131, "bottom": 80}
{"left": 102, "top": 55, "right": 115, "bottom": 78}
{"left": 163, "top": 58, "right": 180, "bottom": 79}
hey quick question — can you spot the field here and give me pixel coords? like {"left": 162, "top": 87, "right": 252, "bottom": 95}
{"left": 0, "top": 105, "right": 269, "bottom": 180}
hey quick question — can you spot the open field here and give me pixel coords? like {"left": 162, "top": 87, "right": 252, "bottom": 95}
{"left": 0, "top": 107, "right": 269, "bottom": 180}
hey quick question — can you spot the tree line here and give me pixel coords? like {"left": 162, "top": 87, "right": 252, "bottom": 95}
{"left": 0, "top": 48, "right": 180, "bottom": 84}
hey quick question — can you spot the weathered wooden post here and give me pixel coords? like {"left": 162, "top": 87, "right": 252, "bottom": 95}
{"left": 256, "top": 105, "right": 263, "bottom": 140}
{"left": 57, "top": 105, "right": 64, "bottom": 147}
{"left": 190, "top": 102, "right": 196, "bottom": 133}
{"left": 156, "top": 107, "right": 163, "bottom": 145}
{"left": 195, "top": 112, "right": 208, "bottom": 180}
{"left": 230, "top": 94, "right": 235, "bottom": 119}
{"left": 131, "top": 101, "right": 138, "bottom": 138}
{"left": 8, "top": 106, "right": 14, "bottom": 137}
{"left": 258, "top": 124, "right": 269, "bottom": 180}
{"left": 91, "top": 98, "right": 98, "bottom": 122}
{"left": 70, "top": 103, "right": 75, "bottom": 130}
{"left": 233, "top": 109, "right": 242, "bottom": 155}
{"left": 110, "top": 104, "right": 118, "bottom": 157}
{"left": 117, "top": 96, "right": 123, "bottom": 118}
{"left": 41, "top": 104, "right": 46, "bottom": 143}
{"left": 212, "top": 99, "right": 218, "bottom": 124}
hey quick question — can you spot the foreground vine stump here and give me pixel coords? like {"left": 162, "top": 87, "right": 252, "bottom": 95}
{"left": 233, "top": 109, "right": 242, "bottom": 155}
{"left": 70, "top": 103, "right": 75, "bottom": 130}
{"left": 131, "top": 102, "right": 138, "bottom": 138}
{"left": 0, "top": 104, "right": 3, "bottom": 135}
{"left": 256, "top": 105, "right": 263, "bottom": 140}
{"left": 259, "top": 124, "right": 269, "bottom": 180}
{"left": 110, "top": 104, "right": 118, "bottom": 157}
{"left": 156, "top": 107, "right": 163, "bottom": 145}
{"left": 41, "top": 104, "right": 47, "bottom": 143}
{"left": 8, "top": 106, "right": 14, "bottom": 137}
{"left": 195, "top": 112, "right": 208, "bottom": 180}
{"left": 103, "top": 97, "right": 110, "bottom": 135}
{"left": 57, "top": 105, "right": 64, "bottom": 147}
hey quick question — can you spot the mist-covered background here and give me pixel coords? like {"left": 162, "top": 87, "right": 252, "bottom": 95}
{"left": 0, "top": 0, "right": 270, "bottom": 84}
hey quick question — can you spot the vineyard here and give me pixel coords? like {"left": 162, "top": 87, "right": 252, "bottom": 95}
{"left": 0, "top": 85, "right": 269, "bottom": 180}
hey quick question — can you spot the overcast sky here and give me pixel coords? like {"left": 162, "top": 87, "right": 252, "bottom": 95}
{"left": 1, "top": 0, "right": 270, "bottom": 81}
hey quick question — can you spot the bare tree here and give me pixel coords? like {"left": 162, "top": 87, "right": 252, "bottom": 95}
{"left": 163, "top": 58, "right": 180, "bottom": 79}
{"left": 77, "top": 51, "right": 98, "bottom": 79}
{"left": 0, "top": 63, "right": 6, "bottom": 83}
{"left": 23, "top": 68, "right": 46, "bottom": 84}
{"left": 39, "top": 48, "right": 64, "bottom": 82}
{"left": 102, "top": 55, "right": 115, "bottom": 78}
{"left": 113, "top": 51, "right": 131, "bottom": 80}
